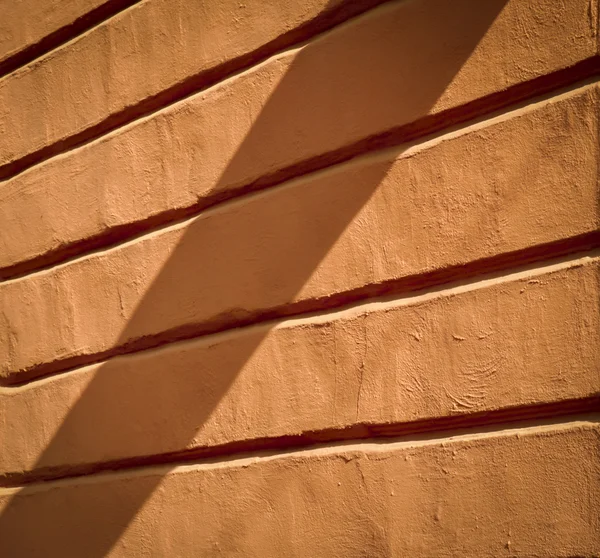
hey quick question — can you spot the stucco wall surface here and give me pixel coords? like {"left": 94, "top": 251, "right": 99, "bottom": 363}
{"left": 0, "top": 0, "right": 598, "bottom": 556}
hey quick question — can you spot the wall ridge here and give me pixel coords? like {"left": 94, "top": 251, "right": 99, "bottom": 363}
{"left": 0, "top": 0, "right": 142, "bottom": 78}
{"left": 3, "top": 409, "right": 598, "bottom": 488}
{"left": 3, "top": 245, "right": 598, "bottom": 388}
{"left": 1, "top": 72, "right": 598, "bottom": 281}
{"left": 0, "top": 0, "right": 397, "bottom": 182}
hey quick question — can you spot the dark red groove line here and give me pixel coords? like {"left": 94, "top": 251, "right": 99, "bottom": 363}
{"left": 2, "top": 397, "right": 598, "bottom": 488}
{"left": 1, "top": 65, "right": 599, "bottom": 283}
{"left": 0, "top": 0, "right": 596, "bottom": 521}
{"left": 0, "top": 8, "right": 597, "bottom": 184}
{"left": 2, "top": 235, "right": 599, "bottom": 389}
{"left": 0, "top": 0, "right": 397, "bottom": 183}
{"left": 0, "top": 0, "right": 142, "bottom": 79}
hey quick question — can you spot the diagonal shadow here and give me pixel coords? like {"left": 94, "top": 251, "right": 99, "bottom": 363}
{"left": 0, "top": 1, "right": 508, "bottom": 555}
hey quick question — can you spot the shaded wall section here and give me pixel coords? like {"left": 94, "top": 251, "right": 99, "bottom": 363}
{"left": 0, "top": 0, "right": 599, "bottom": 556}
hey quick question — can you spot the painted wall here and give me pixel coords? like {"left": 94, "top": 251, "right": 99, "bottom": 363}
{"left": 0, "top": 0, "right": 598, "bottom": 555}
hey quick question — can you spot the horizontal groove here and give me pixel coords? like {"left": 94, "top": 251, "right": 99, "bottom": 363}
{"left": 0, "top": 0, "right": 395, "bottom": 183}
{"left": 2, "top": 397, "right": 598, "bottom": 488}
{"left": 2, "top": 72, "right": 600, "bottom": 283}
{"left": 0, "top": 0, "right": 142, "bottom": 79}
{"left": 3, "top": 236, "right": 599, "bottom": 388}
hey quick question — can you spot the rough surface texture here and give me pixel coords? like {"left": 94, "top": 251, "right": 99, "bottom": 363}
{"left": 0, "top": 0, "right": 598, "bottom": 275}
{"left": 0, "top": 0, "right": 111, "bottom": 66}
{"left": 1, "top": 257, "right": 598, "bottom": 479}
{"left": 1, "top": 83, "right": 598, "bottom": 384}
{"left": 0, "top": 0, "right": 598, "bottom": 555}
{"left": 1, "top": 422, "right": 599, "bottom": 557}
{"left": 0, "top": 0, "right": 393, "bottom": 173}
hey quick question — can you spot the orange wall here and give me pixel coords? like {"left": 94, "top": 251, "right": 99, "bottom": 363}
{"left": 0, "top": 1, "right": 598, "bottom": 555}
